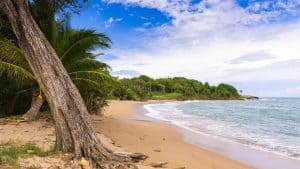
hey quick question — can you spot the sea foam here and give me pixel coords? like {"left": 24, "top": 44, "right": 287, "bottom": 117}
{"left": 143, "top": 98, "right": 300, "bottom": 160}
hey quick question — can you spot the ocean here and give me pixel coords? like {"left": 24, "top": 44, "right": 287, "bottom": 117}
{"left": 143, "top": 98, "right": 300, "bottom": 161}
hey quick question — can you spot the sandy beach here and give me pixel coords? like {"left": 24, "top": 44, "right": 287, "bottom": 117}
{"left": 0, "top": 100, "right": 254, "bottom": 168}
{"left": 94, "top": 100, "right": 253, "bottom": 169}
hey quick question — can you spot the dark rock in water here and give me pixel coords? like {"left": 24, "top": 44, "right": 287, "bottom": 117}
{"left": 242, "top": 95, "right": 259, "bottom": 100}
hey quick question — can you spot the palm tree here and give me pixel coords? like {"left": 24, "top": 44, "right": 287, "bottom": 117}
{"left": 0, "top": 27, "right": 113, "bottom": 120}
{"left": 0, "top": 1, "right": 132, "bottom": 166}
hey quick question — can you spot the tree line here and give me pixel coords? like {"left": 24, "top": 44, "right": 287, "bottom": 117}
{"left": 113, "top": 75, "right": 241, "bottom": 101}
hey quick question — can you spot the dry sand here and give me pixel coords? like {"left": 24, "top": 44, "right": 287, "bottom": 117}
{"left": 0, "top": 116, "right": 151, "bottom": 169}
{"left": 95, "top": 100, "right": 253, "bottom": 169}
{"left": 0, "top": 118, "right": 55, "bottom": 150}
{"left": 0, "top": 100, "right": 253, "bottom": 169}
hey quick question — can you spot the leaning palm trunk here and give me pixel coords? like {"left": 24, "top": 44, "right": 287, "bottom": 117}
{"left": 23, "top": 90, "right": 44, "bottom": 121}
{"left": 0, "top": 1, "right": 133, "bottom": 168}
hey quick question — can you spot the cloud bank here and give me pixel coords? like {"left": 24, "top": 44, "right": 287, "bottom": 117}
{"left": 101, "top": 0, "right": 300, "bottom": 96}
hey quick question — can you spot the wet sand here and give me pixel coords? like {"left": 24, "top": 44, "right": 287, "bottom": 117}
{"left": 94, "top": 100, "right": 253, "bottom": 169}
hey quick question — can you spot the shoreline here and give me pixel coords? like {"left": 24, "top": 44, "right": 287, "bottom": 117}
{"left": 134, "top": 100, "right": 300, "bottom": 169}
{"left": 96, "top": 100, "right": 253, "bottom": 169}
{"left": 1, "top": 100, "right": 298, "bottom": 168}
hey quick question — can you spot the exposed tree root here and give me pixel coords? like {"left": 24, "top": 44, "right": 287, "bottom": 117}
{"left": 88, "top": 149, "right": 142, "bottom": 169}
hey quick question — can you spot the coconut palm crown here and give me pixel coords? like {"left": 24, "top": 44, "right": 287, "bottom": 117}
{"left": 0, "top": 25, "right": 114, "bottom": 114}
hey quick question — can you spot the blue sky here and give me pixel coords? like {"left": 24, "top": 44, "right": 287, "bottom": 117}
{"left": 71, "top": 0, "right": 300, "bottom": 97}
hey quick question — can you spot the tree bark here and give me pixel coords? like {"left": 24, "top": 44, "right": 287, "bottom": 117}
{"left": 0, "top": 1, "right": 133, "bottom": 168}
{"left": 23, "top": 90, "right": 44, "bottom": 121}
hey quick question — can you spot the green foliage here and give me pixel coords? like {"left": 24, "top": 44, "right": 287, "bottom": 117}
{"left": 57, "top": 29, "right": 111, "bottom": 64}
{"left": 0, "top": 39, "right": 34, "bottom": 81}
{"left": 114, "top": 77, "right": 152, "bottom": 100}
{"left": 30, "top": 0, "right": 88, "bottom": 20}
{"left": 0, "top": 8, "right": 113, "bottom": 115}
{"left": 215, "top": 83, "right": 240, "bottom": 99}
{"left": 0, "top": 61, "right": 35, "bottom": 81}
{"left": 0, "top": 75, "right": 34, "bottom": 116}
{"left": 0, "top": 142, "right": 55, "bottom": 168}
{"left": 114, "top": 75, "right": 241, "bottom": 101}
{"left": 0, "top": 12, "right": 16, "bottom": 43}
{"left": 151, "top": 92, "right": 183, "bottom": 100}
{"left": 71, "top": 70, "right": 115, "bottom": 113}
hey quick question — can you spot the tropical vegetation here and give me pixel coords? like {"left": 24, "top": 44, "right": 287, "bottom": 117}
{"left": 0, "top": 3, "right": 114, "bottom": 117}
{"left": 113, "top": 75, "right": 241, "bottom": 101}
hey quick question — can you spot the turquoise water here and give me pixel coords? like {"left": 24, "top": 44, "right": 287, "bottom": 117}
{"left": 144, "top": 98, "right": 300, "bottom": 159}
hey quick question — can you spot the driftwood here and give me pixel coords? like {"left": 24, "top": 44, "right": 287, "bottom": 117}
{"left": 113, "top": 152, "right": 148, "bottom": 163}
{"left": 149, "top": 162, "right": 168, "bottom": 168}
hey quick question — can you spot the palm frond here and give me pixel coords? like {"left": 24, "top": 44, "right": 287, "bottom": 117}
{"left": 57, "top": 29, "right": 111, "bottom": 64}
{"left": 0, "top": 40, "right": 30, "bottom": 70}
{"left": 0, "top": 61, "right": 35, "bottom": 80}
{"left": 72, "top": 78, "right": 105, "bottom": 94}
{"left": 97, "top": 62, "right": 111, "bottom": 71}
{"left": 0, "top": 75, "right": 28, "bottom": 94}
{"left": 65, "top": 57, "right": 111, "bottom": 72}
{"left": 70, "top": 70, "right": 115, "bottom": 93}
{"left": 69, "top": 70, "right": 114, "bottom": 84}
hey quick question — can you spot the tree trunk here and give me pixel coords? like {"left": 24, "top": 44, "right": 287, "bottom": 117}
{"left": 0, "top": 1, "right": 133, "bottom": 168}
{"left": 23, "top": 90, "right": 44, "bottom": 121}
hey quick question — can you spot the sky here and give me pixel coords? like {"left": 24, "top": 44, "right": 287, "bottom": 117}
{"left": 71, "top": 0, "right": 300, "bottom": 97}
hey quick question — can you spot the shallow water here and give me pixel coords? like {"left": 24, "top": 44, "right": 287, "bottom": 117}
{"left": 143, "top": 98, "right": 300, "bottom": 160}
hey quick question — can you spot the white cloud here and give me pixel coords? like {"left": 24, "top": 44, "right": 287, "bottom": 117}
{"left": 229, "top": 51, "right": 275, "bottom": 64}
{"left": 111, "top": 70, "right": 141, "bottom": 78}
{"left": 103, "top": 0, "right": 300, "bottom": 96}
{"left": 104, "top": 17, "right": 123, "bottom": 28}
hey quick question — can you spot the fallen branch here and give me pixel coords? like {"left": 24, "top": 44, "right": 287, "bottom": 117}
{"left": 112, "top": 152, "right": 148, "bottom": 163}
{"left": 149, "top": 162, "right": 168, "bottom": 168}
